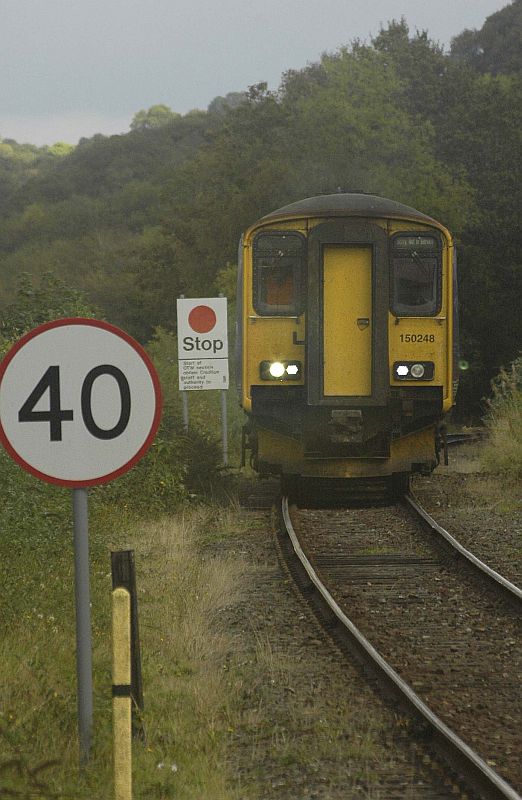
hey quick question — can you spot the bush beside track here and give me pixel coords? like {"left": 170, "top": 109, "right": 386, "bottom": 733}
{"left": 481, "top": 356, "right": 522, "bottom": 480}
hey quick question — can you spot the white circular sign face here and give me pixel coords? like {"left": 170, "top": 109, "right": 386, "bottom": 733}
{"left": 0, "top": 319, "right": 162, "bottom": 486}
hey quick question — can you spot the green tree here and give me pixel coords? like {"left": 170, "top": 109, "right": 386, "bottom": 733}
{"left": 451, "top": 0, "right": 522, "bottom": 75}
{"left": 280, "top": 41, "right": 473, "bottom": 229}
{"left": 46, "top": 142, "right": 74, "bottom": 157}
{"left": 207, "top": 92, "right": 247, "bottom": 114}
{"left": 0, "top": 272, "right": 96, "bottom": 340}
{"left": 130, "top": 104, "right": 180, "bottom": 131}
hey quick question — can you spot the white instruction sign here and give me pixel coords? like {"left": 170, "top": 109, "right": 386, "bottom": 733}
{"left": 177, "top": 298, "right": 229, "bottom": 391}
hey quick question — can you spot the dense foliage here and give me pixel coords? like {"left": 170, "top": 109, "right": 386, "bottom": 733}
{"left": 481, "top": 356, "right": 522, "bottom": 477}
{"left": 0, "top": 3, "right": 520, "bottom": 414}
{"left": 0, "top": 276, "right": 229, "bottom": 510}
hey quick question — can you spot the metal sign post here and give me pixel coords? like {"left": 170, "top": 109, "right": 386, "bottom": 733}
{"left": 181, "top": 391, "right": 189, "bottom": 432}
{"left": 220, "top": 389, "right": 228, "bottom": 466}
{"left": 0, "top": 318, "right": 162, "bottom": 766}
{"left": 178, "top": 295, "right": 190, "bottom": 432}
{"left": 72, "top": 487, "right": 93, "bottom": 764}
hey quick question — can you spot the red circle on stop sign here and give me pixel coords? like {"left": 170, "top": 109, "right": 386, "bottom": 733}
{"left": 188, "top": 305, "right": 216, "bottom": 333}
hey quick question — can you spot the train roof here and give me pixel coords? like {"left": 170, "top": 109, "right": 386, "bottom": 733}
{"left": 260, "top": 193, "right": 438, "bottom": 224}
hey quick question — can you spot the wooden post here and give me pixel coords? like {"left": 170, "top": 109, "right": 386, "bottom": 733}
{"left": 112, "top": 587, "right": 132, "bottom": 800}
{"left": 111, "top": 550, "right": 144, "bottom": 738}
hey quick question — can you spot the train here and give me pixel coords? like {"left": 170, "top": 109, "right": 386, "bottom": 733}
{"left": 236, "top": 192, "right": 458, "bottom": 499}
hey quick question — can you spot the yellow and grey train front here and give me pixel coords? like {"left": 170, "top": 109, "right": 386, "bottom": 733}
{"left": 237, "top": 193, "right": 458, "bottom": 493}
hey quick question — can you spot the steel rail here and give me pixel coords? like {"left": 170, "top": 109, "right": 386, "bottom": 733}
{"left": 446, "top": 432, "right": 485, "bottom": 446}
{"left": 405, "top": 492, "right": 522, "bottom": 605}
{"left": 281, "top": 495, "right": 521, "bottom": 800}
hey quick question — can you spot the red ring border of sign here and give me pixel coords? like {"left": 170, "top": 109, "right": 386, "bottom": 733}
{"left": 0, "top": 317, "right": 163, "bottom": 488}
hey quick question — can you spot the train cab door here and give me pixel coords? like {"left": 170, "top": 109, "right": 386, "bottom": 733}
{"left": 322, "top": 244, "right": 372, "bottom": 397}
{"left": 306, "top": 220, "right": 389, "bottom": 408}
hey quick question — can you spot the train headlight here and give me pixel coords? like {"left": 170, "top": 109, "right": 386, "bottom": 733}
{"left": 393, "top": 361, "right": 434, "bottom": 381}
{"left": 269, "top": 361, "right": 285, "bottom": 378}
{"left": 260, "top": 360, "right": 302, "bottom": 381}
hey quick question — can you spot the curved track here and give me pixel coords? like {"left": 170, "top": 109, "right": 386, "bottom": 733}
{"left": 280, "top": 494, "right": 521, "bottom": 800}
{"left": 405, "top": 492, "right": 522, "bottom": 605}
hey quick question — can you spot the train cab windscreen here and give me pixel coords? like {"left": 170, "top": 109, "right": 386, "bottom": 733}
{"left": 391, "top": 234, "right": 441, "bottom": 317}
{"left": 253, "top": 232, "right": 304, "bottom": 315}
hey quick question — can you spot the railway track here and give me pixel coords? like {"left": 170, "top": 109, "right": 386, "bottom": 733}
{"left": 446, "top": 431, "right": 485, "bottom": 447}
{"left": 279, "top": 493, "right": 521, "bottom": 800}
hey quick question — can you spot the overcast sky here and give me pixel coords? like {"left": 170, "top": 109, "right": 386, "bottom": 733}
{"left": 0, "top": 0, "right": 508, "bottom": 146}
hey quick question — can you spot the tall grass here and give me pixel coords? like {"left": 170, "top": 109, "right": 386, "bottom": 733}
{"left": 0, "top": 275, "right": 252, "bottom": 800}
{"left": 0, "top": 299, "right": 249, "bottom": 796}
{"left": 0, "top": 501, "right": 252, "bottom": 798}
{"left": 481, "top": 356, "right": 522, "bottom": 479}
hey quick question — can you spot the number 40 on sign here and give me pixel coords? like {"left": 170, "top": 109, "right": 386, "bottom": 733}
{"left": 0, "top": 318, "right": 162, "bottom": 487}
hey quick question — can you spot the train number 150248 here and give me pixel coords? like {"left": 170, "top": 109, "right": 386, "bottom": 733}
{"left": 399, "top": 334, "right": 436, "bottom": 343}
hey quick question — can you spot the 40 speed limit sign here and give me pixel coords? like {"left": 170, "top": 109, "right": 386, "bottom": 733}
{"left": 0, "top": 318, "right": 162, "bottom": 486}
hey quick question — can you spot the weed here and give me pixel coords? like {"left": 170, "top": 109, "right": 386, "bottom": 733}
{"left": 0, "top": 504, "right": 252, "bottom": 798}
{"left": 481, "top": 357, "right": 522, "bottom": 480}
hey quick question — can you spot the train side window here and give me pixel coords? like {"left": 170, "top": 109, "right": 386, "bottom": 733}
{"left": 391, "top": 234, "right": 441, "bottom": 316}
{"left": 253, "top": 232, "right": 304, "bottom": 315}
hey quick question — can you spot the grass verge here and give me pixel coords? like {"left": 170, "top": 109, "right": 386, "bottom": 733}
{"left": 0, "top": 497, "right": 251, "bottom": 799}
{"left": 480, "top": 357, "right": 522, "bottom": 482}
{"left": 1, "top": 486, "right": 407, "bottom": 799}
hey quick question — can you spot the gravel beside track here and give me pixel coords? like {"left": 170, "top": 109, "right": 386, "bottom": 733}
{"left": 412, "top": 472, "right": 522, "bottom": 588}
{"left": 232, "top": 451, "right": 521, "bottom": 798}
{"left": 231, "top": 482, "right": 463, "bottom": 798}
{"left": 290, "top": 501, "right": 521, "bottom": 794}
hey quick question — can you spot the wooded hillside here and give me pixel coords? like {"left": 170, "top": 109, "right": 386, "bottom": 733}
{"left": 1, "top": 2, "right": 521, "bottom": 414}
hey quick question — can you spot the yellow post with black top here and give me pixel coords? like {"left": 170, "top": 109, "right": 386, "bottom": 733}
{"left": 112, "top": 587, "right": 132, "bottom": 800}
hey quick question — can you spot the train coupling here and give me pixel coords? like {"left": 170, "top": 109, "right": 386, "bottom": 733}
{"left": 328, "top": 409, "right": 363, "bottom": 443}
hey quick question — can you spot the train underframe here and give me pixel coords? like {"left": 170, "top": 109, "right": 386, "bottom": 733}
{"left": 242, "top": 387, "right": 446, "bottom": 500}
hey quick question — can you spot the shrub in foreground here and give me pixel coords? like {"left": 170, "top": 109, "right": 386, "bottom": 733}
{"left": 481, "top": 357, "right": 522, "bottom": 479}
